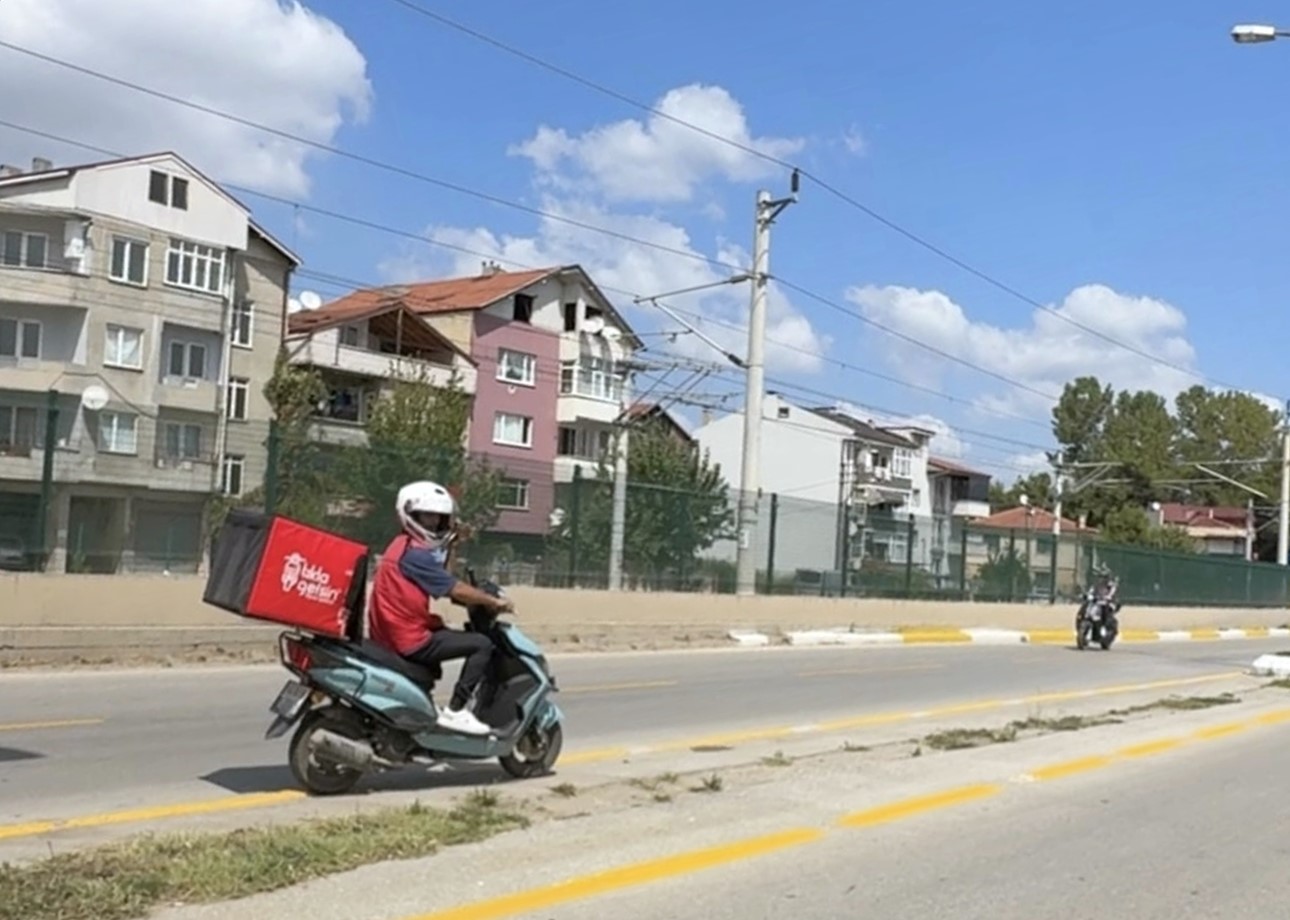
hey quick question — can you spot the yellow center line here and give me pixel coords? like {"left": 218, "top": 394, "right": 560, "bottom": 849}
{"left": 0, "top": 791, "right": 305, "bottom": 842}
{"left": 406, "top": 704, "right": 1290, "bottom": 920}
{"left": 415, "top": 827, "right": 826, "bottom": 920}
{"left": 798, "top": 664, "right": 943, "bottom": 678}
{"left": 559, "top": 680, "right": 678, "bottom": 695}
{"left": 0, "top": 670, "right": 1249, "bottom": 843}
{"left": 0, "top": 718, "right": 104, "bottom": 733}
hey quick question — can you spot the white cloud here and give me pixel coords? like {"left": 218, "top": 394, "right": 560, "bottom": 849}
{"left": 1009, "top": 451, "right": 1054, "bottom": 475}
{"left": 380, "top": 83, "right": 829, "bottom": 375}
{"left": 845, "top": 282, "right": 1201, "bottom": 416}
{"left": 0, "top": 0, "right": 373, "bottom": 196}
{"left": 510, "top": 84, "right": 804, "bottom": 204}
{"left": 842, "top": 126, "right": 868, "bottom": 156}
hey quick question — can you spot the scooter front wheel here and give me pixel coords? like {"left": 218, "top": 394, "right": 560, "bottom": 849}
{"left": 499, "top": 722, "right": 563, "bottom": 779}
{"left": 289, "top": 707, "right": 366, "bottom": 796}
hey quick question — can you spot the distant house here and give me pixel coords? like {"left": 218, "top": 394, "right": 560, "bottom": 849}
{"left": 621, "top": 402, "right": 693, "bottom": 446}
{"left": 1150, "top": 503, "right": 1253, "bottom": 559}
{"left": 968, "top": 507, "right": 1097, "bottom": 598}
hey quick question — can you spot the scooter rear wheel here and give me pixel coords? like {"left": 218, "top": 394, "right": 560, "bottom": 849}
{"left": 499, "top": 722, "right": 563, "bottom": 779}
{"left": 289, "top": 707, "right": 365, "bottom": 796}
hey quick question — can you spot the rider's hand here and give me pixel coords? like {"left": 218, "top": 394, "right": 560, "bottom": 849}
{"left": 494, "top": 596, "right": 516, "bottom": 614}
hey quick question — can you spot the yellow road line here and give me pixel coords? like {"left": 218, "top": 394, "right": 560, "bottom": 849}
{"left": 0, "top": 718, "right": 104, "bottom": 733}
{"left": 561, "top": 671, "right": 1240, "bottom": 766}
{"left": 838, "top": 784, "right": 1000, "bottom": 828}
{"left": 414, "top": 827, "right": 826, "bottom": 920}
{"left": 407, "top": 704, "right": 1290, "bottom": 920}
{"left": 560, "top": 680, "right": 678, "bottom": 695}
{"left": 0, "top": 790, "right": 305, "bottom": 842}
{"left": 798, "top": 664, "right": 943, "bottom": 678}
{"left": 0, "top": 670, "right": 1248, "bottom": 842}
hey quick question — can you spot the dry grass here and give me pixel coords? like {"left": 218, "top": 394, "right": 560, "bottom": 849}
{"left": 0, "top": 796, "right": 525, "bottom": 920}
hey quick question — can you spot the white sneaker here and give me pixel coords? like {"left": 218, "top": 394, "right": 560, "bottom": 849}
{"left": 438, "top": 706, "right": 491, "bottom": 736}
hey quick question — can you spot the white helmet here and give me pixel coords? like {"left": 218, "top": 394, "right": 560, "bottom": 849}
{"left": 396, "top": 480, "right": 456, "bottom": 550}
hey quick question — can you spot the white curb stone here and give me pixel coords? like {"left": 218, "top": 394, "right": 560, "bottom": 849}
{"left": 1251, "top": 652, "right": 1290, "bottom": 678}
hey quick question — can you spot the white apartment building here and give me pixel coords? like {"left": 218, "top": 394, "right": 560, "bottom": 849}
{"left": 693, "top": 394, "right": 992, "bottom": 580}
{"left": 0, "top": 152, "right": 297, "bottom": 573}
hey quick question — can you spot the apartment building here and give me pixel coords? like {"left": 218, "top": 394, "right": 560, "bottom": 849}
{"left": 693, "top": 394, "right": 992, "bottom": 578}
{"left": 313, "top": 263, "right": 641, "bottom": 541}
{"left": 0, "top": 152, "right": 297, "bottom": 573}
{"left": 284, "top": 296, "right": 479, "bottom": 448}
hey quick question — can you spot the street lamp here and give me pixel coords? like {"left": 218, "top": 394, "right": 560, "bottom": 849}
{"left": 1232, "top": 23, "right": 1287, "bottom": 43}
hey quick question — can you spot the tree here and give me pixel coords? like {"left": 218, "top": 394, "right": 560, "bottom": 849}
{"left": 205, "top": 349, "right": 330, "bottom": 546}
{"left": 989, "top": 472, "right": 1055, "bottom": 512}
{"left": 335, "top": 364, "right": 504, "bottom": 549}
{"left": 974, "top": 547, "right": 1032, "bottom": 599}
{"left": 553, "top": 417, "right": 735, "bottom": 587}
{"left": 1100, "top": 506, "right": 1198, "bottom": 554}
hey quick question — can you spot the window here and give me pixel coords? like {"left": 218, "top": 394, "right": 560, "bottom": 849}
{"left": 0, "top": 319, "right": 40, "bottom": 359}
{"left": 1, "top": 231, "right": 48, "bottom": 269}
{"left": 149, "top": 170, "right": 189, "bottom": 210}
{"left": 149, "top": 170, "right": 168, "bottom": 204}
{"left": 557, "top": 425, "right": 611, "bottom": 459}
{"left": 231, "top": 300, "right": 254, "bottom": 348}
{"left": 512, "top": 293, "right": 534, "bottom": 323}
{"left": 110, "top": 237, "right": 148, "bottom": 285}
{"left": 104, "top": 324, "right": 143, "bottom": 369}
{"left": 99, "top": 411, "right": 138, "bottom": 454}
{"left": 560, "top": 357, "right": 622, "bottom": 402}
{"left": 0, "top": 405, "right": 38, "bottom": 449}
{"left": 221, "top": 455, "right": 245, "bottom": 497}
{"left": 226, "top": 377, "right": 249, "bottom": 421}
{"left": 496, "top": 348, "right": 536, "bottom": 386}
{"left": 892, "top": 448, "right": 913, "bottom": 479}
{"left": 163, "top": 423, "right": 202, "bottom": 459}
{"left": 165, "top": 238, "right": 225, "bottom": 294}
{"left": 493, "top": 412, "right": 533, "bottom": 448}
{"left": 340, "top": 326, "right": 361, "bottom": 347}
{"left": 497, "top": 479, "right": 530, "bottom": 511}
{"left": 562, "top": 302, "right": 578, "bottom": 333}
{"left": 167, "top": 341, "right": 207, "bottom": 380}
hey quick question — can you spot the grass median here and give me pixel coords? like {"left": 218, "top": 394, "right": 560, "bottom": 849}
{"left": 0, "top": 791, "right": 526, "bottom": 920}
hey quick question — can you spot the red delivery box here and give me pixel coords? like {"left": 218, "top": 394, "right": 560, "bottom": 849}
{"left": 203, "top": 508, "right": 369, "bottom": 639}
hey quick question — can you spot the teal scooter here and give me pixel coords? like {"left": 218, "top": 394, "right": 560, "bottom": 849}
{"left": 264, "top": 573, "right": 563, "bottom": 796}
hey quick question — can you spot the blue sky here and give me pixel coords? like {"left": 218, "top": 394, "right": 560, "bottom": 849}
{"left": 2, "top": 0, "right": 1287, "bottom": 483}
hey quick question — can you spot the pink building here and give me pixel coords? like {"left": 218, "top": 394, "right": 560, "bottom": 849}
{"left": 316, "top": 263, "right": 640, "bottom": 541}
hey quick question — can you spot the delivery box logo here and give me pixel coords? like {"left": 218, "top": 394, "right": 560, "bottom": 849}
{"left": 280, "top": 552, "right": 342, "bottom": 606}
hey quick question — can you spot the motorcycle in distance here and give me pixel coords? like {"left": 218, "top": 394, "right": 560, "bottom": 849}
{"left": 262, "top": 571, "right": 564, "bottom": 796}
{"left": 1075, "top": 565, "right": 1121, "bottom": 651}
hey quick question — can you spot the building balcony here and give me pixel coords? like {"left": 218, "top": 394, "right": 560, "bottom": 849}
{"left": 951, "top": 499, "right": 991, "bottom": 519}
{"left": 155, "top": 378, "right": 220, "bottom": 414}
{"left": 291, "top": 338, "right": 475, "bottom": 392}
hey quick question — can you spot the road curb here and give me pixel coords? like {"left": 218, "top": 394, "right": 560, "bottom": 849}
{"left": 782, "top": 625, "right": 1290, "bottom": 647}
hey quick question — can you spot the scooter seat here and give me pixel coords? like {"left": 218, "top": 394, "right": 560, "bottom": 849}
{"left": 348, "top": 640, "right": 443, "bottom": 688}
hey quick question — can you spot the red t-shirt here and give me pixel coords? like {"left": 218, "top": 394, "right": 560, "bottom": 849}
{"left": 367, "top": 534, "right": 457, "bottom": 655}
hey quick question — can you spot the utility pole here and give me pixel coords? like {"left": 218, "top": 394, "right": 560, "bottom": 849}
{"left": 608, "top": 366, "right": 636, "bottom": 590}
{"left": 1279, "top": 399, "right": 1290, "bottom": 566}
{"left": 735, "top": 172, "right": 800, "bottom": 597}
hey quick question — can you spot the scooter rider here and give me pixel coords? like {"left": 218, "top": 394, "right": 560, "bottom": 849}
{"left": 367, "top": 480, "right": 513, "bottom": 736}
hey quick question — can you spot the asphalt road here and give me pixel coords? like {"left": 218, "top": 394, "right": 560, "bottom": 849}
{"left": 544, "top": 699, "right": 1290, "bottom": 920}
{"left": 0, "top": 638, "right": 1280, "bottom": 831}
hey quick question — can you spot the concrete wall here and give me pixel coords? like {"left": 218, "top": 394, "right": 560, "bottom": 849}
{"left": 2, "top": 573, "right": 1285, "bottom": 633}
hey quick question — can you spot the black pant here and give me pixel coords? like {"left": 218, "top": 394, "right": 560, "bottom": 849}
{"left": 407, "top": 629, "right": 493, "bottom": 710}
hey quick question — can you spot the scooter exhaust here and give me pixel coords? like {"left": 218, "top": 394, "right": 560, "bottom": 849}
{"left": 309, "top": 728, "right": 385, "bottom": 771}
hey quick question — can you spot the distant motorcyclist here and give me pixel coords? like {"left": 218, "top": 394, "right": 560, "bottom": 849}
{"left": 367, "top": 481, "right": 513, "bottom": 736}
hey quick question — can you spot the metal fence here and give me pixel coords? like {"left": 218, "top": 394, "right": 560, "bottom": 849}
{"left": 4, "top": 414, "right": 1288, "bottom": 609}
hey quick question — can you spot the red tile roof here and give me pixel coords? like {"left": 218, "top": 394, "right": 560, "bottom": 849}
{"left": 973, "top": 506, "right": 1095, "bottom": 534}
{"left": 1157, "top": 503, "right": 1248, "bottom": 529}
{"left": 928, "top": 456, "right": 989, "bottom": 477}
{"left": 316, "top": 268, "right": 558, "bottom": 321}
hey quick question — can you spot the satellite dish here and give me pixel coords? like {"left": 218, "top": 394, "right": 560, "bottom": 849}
{"left": 286, "top": 297, "right": 304, "bottom": 314}
{"left": 80, "top": 384, "right": 109, "bottom": 412}
{"left": 603, "top": 327, "right": 622, "bottom": 341}
{"left": 584, "top": 315, "right": 606, "bottom": 335}
{"left": 299, "top": 291, "right": 323, "bottom": 311}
